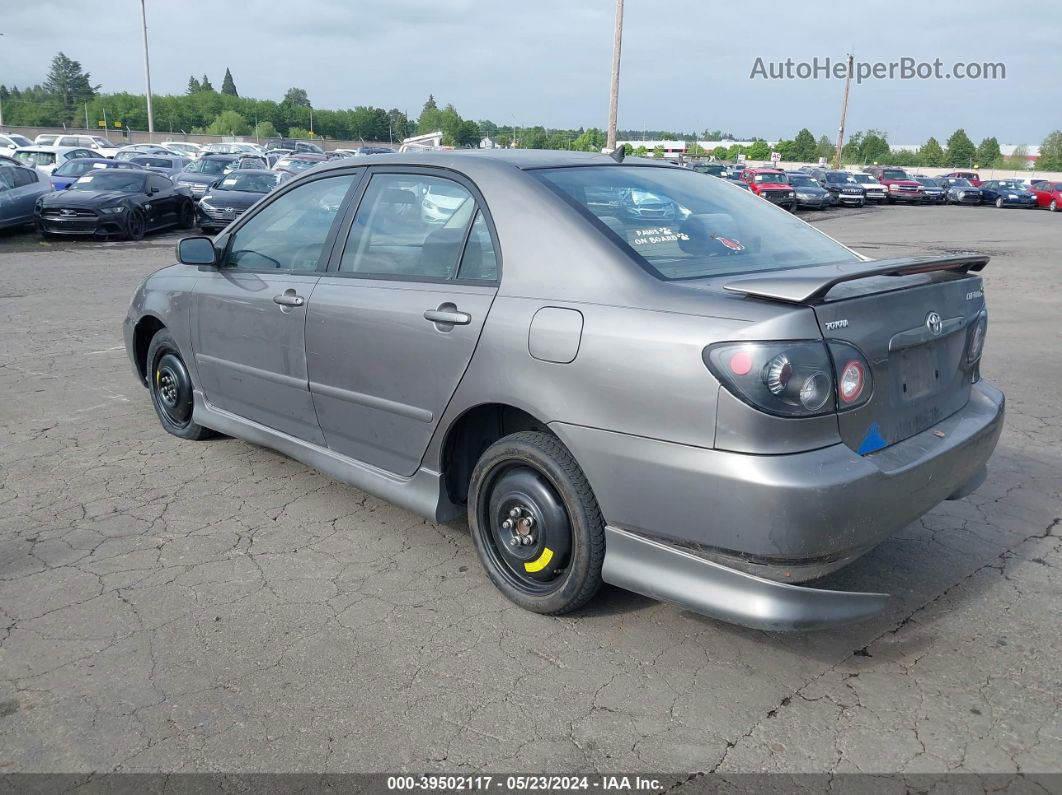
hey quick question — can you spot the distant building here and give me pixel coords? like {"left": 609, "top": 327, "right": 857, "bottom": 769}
{"left": 479, "top": 137, "right": 497, "bottom": 149}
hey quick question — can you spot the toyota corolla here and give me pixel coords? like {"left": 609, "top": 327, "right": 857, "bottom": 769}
{"left": 124, "top": 150, "right": 1004, "bottom": 631}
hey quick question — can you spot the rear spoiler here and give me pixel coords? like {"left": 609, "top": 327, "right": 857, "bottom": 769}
{"left": 723, "top": 254, "right": 989, "bottom": 305}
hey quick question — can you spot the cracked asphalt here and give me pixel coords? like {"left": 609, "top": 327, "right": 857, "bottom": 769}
{"left": 0, "top": 204, "right": 1059, "bottom": 775}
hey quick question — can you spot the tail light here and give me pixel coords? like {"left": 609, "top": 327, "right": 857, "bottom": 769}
{"left": 704, "top": 341, "right": 873, "bottom": 418}
{"left": 967, "top": 311, "right": 987, "bottom": 363}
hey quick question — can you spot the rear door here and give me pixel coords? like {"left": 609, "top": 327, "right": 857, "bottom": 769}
{"left": 812, "top": 273, "right": 985, "bottom": 454}
{"left": 191, "top": 171, "right": 360, "bottom": 444}
{"left": 305, "top": 169, "right": 500, "bottom": 476}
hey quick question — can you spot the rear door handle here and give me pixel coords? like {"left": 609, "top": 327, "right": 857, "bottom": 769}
{"left": 424, "top": 308, "right": 471, "bottom": 325}
{"left": 273, "top": 293, "right": 305, "bottom": 307}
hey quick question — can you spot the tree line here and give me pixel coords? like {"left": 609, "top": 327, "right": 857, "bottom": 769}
{"left": 3, "top": 52, "right": 1061, "bottom": 171}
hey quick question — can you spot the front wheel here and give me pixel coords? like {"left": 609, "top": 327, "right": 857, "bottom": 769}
{"left": 146, "top": 329, "right": 215, "bottom": 441}
{"left": 126, "top": 210, "right": 145, "bottom": 241}
{"left": 177, "top": 200, "right": 195, "bottom": 229}
{"left": 468, "top": 431, "right": 604, "bottom": 615}
{"left": 1051, "top": 199, "right": 1058, "bottom": 212}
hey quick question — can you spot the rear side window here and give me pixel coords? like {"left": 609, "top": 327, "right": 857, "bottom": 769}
{"left": 12, "top": 167, "right": 38, "bottom": 187}
{"left": 535, "top": 166, "right": 857, "bottom": 280}
{"left": 339, "top": 173, "right": 475, "bottom": 279}
{"left": 457, "top": 211, "right": 498, "bottom": 281}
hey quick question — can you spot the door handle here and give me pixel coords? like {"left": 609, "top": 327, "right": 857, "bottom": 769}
{"left": 424, "top": 308, "right": 471, "bottom": 325}
{"left": 273, "top": 293, "right": 305, "bottom": 307}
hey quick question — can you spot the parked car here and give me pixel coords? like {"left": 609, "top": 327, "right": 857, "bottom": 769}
{"left": 114, "top": 144, "right": 183, "bottom": 161}
{"left": 942, "top": 170, "right": 981, "bottom": 187}
{"left": 848, "top": 172, "right": 887, "bottom": 203}
{"left": 0, "top": 133, "right": 35, "bottom": 152}
{"left": 0, "top": 164, "right": 53, "bottom": 229}
{"left": 0, "top": 154, "right": 20, "bottom": 167}
{"left": 940, "top": 177, "right": 983, "bottom": 205}
{"left": 52, "top": 134, "right": 120, "bottom": 158}
{"left": 977, "top": 180, "right": 1038, "bottom": 209}
{"left": 200, "top": 142, "right": 262, "bottom": 156}
{"left": 911, "top": 176, "right": 947, "bottom": 203}
{"left": 49, "top": 157, "right": 144, "bottom": 190}
{"left": 160, "top": 141, "right": 203, "bottom": 159}
{"left": 689, "top": 162, "right": 729, "bottom": 178}
{"left": 862, "top": 166, "right": 925, "bottom": 203}
{"left": 741, "top": 168, "right": 795, "bottom": 210}
{"left": 225, "top": 155, "right": 269, "bottom": 172}
{"left": 817, "top": 170, "right": 865, "bottom": 206}
{"left": 1029, "top": 181, "right": 1062, "bottom": 211}
{"left": 272, "top": 153, "right": 327, "bottom": 176}
{"left": 33, "top": 133, "right": 59, "bottom": 146}
{"left": 35, "top": 169, "right": 194, "bottom": 240}
{"left": 196, "top": 169, "right": 282, "bottom": 233}
{"left": 785, "top": 171, "right": 831, "bottom": 209}
{"left": 174, "top": 154, "right": 239, "bottom": 198}
{"left": 12, "top": 146, "right": 98, "bottom": 176}
{"left": 121, "top": 150, "right": 1004, "bottom": 630}
{"left": 265, "top": 138, "right": 325, "bottom": 155}
{"left": 128, "top": 155, "right": 191, "bottom": 178}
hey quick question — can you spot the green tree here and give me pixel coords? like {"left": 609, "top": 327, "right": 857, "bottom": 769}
{"left": 652, "top": 144, "right": 666, "bottom": 159}
{"left": 186, "top": 75, "right": 201, "bottom": 94}
{"left": 572, "top": 128, "right": 604, "bottom": 152}
{"left": 43, "top": 52, "right": 98, "bottom": 122}
{"left": 918, "top": 137, "right": 945, "bottom": 167}
{"left": 205, "top": 110, "right": 250, "bottom": 136}
{"left": 858, "top": 130, "right": 890, "bottom": 163}
{"left": 287, "top": 126, "right": 313, "bottom": 139}
{"left": 253, "top": 120, "right": 279, "bottom": 140}
{"left": 1038, "top": 131, "right": 1062, "bottom": 171}
{"left": 221, "top": 68, "right": 238, "bottom": 97}
{"left": 975, "top": 137, "right": 1002, "bottom": 167}
{"left": 945, "top": 128, "right": 976, "bottom": 167}
{"left": 200, "top": 74, "right": 215, "bottom": 92}
{"left": 792, "top": 128, "right": 817, "bottom": 162}
{"left": 633, "top": 145, "right": 648, "bottom": 157}
{"left": 283, "top": 87, "right": 311, "bottom": 108}
{"left": 386, "top": 108, "right": 412, "bottom": 142}
{"left": 815, "top": 135, "right": 833, "bottom": 160}
{"left": 711, "top": 146, "right": 727, "bottom": 158}
{"left": 745, "top": 139, "right": 771, "bottom": 160}
{"left": 687, "top": 141, "right": 707, "bottom": 157}
{"left": 1002, "top": 144, "right": 1029, "bottom": 169}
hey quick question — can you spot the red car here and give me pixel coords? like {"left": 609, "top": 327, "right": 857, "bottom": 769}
{"left": 741, "top": 168, "right": 796, "bottom": 211}
{"left": 942, "top": 170, "right": 981, "bottom": 187}
{"left": 863, "top": 166, "right": 926, "bottom": 204}
{"left": 1029, "top": 181, "right": 1062, "bottom": 212}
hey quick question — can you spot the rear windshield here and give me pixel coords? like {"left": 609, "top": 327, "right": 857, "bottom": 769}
{"left": 184, "top": 158, "right": 230, "bottom": 174}
{"left": 15, "top": 151, "right": 56, "bottom": 166}
{"left": 534, "top": 166, "right": 858, "bottom": 280}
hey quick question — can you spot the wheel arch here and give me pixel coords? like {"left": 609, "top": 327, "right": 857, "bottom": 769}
{"left": 439, "top": 402, "right": 553, "bottom": 506}
{"left": 132, "top": 314, "right": 166, "bottom": 384}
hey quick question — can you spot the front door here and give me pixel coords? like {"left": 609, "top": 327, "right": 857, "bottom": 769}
{"left": 191, "top": 172, "right": 359, "bottom": 444}
{"left": 306, "top": 171, "right": 500, "bottom": 476}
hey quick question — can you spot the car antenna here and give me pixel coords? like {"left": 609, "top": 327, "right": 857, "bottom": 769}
{"left": 609, "top": 146, "right": 625, "bottom": 163}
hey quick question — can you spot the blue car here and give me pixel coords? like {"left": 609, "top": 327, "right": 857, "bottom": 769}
{"left": 977, "top": 180, "right": 1038, "bottom": 209}
{"left": 49, "top": 158, "right": 142, "bottom": 191}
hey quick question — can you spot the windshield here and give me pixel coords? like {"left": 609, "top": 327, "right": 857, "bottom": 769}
{"left": 881, "top": 169, "right": 909, "bottom": 180}
{"left": 93, "top": 138, "right": 116, "bottom": 148}
{"left": 184, "top": 158, "right": 230, "bottom": 174}
{"left": 215, "top": 172, "right": 280, "bottom": 193}
{"left": 535, "top": 166, "right": 857, "bottom": 280}
{"left": 787, "top": 175, "right": 817, "bottom": 187}
{"left": 826, "top": 172, "right": 856, "bottom": 184}
{"left": 15, "top": 151, "right": 56, "bottom": 166}
{"left": 53, "top": 159, "right": 103, "bottom": 177}
{"left": 70, "top": 171, "right": 146, "bottom": 193}
{"left": 277, "top": 158, "right": 318, "bottom": 172}
{"left": 917, "top": 178, "right": 941, "bottom": 187}
{"left": 751, "top": 172, "right": 788, "bottom": 183}
{"left": 851, "top": 174, "right": 877, "bottom": 183}
{"left": 950, "top": 179, "right": 972, "bottom": 187}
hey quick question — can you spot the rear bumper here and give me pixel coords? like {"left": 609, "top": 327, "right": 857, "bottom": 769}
{"left": 553, "top": 380, "right": 1004, "bottom": 578}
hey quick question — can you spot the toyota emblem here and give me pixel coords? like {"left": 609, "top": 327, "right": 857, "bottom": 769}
{"left": 926, "top": 312, "right": 943, "bottom": 335}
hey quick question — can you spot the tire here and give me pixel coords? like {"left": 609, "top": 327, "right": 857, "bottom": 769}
{"left": 126, "top": 210, "right": 145, "bottom": 241}
{"left": 995, "top": 197, "right": 1004, "bottom": 209}
{"left": 177, "top": 200, "right": 195, "bottom": 229}
{"left": 145, "top": 328, "right": 215, "bottom": 441}
{"left": 857, "top": 199, "right": 865, "bottom": 207}
{"left": 1051, "top": 199, "right": 1058, "bottom": 212}
{"left": 468, "top": 431, "right": 605, "bottom": 615}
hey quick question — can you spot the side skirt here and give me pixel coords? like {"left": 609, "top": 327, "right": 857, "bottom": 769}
{"left": 193, "top": 391, "right": 463, "bottom": 523}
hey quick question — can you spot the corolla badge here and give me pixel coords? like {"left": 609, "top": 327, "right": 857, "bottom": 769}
{"left": 926, "top": 312, "right": 943, "bottom": 335}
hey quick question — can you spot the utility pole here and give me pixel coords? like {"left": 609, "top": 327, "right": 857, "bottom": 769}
{"left": 606, "top": 0, "right": 624, "bottom": 151}
{"left": 139, "top": 0, "right": 155, "bottom": 140}
{"left": 833, "top": 53, "right": 854, "bottom": 169}
{"left": 0, "top": 33, "right": 5, "bottom": 128}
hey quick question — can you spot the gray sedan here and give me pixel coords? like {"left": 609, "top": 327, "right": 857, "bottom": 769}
{"left": 0, "top": 163, "right": 53, "bottom": 230}
{"left": 124, "top": 150, "right": 1004, "bottom": 630}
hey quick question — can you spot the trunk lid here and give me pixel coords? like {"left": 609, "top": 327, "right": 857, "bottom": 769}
{"left": 724, "top": 255, "right": 987, "bottom": 454}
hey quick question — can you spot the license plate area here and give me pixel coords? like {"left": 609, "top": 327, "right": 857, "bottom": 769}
{"left": 895, "top": 343, "right": 943, "bottom": 402}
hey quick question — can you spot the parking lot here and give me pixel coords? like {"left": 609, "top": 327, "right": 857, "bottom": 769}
{"left": 0, "top": 204, "right": 1059, "bottom": 774}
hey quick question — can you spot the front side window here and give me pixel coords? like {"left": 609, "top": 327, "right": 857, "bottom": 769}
{"left": 881, "top": 169, "right": 908, "bottom": 179}
{"left": 223, "top": 174, "right": 356, "bottom": 271}
{"left": 0, "top": 169, "right": 15, "bottom": 191}
{"left": 535, "top": 165, "right": 858, "bottom": 280}
{"left": 12, "top": 167, "right": 38, "bottom": 187}
{"left": 339, "top": 173, "right": 475, "bottom": 279}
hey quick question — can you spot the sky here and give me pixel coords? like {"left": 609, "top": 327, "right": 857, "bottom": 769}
{"left": 0, "top": 0, "right": 1057, "bottom": 145}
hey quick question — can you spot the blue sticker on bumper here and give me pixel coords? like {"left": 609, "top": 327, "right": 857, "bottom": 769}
{"left": 857, "top": 422, "right": 888, "bottom": 455}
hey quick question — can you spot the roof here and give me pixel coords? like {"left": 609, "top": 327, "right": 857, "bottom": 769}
{"left": 312, "top": 148, "right": 674, "bottom": 174}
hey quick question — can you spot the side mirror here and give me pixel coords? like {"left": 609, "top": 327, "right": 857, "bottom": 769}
{"left": 177, "top": 236, "right": 218, "bottom": 267}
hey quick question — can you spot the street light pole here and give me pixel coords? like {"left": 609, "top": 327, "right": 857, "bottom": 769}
{"left": 0, "top": 33, "right": 5, "bottom": 128}
{"left": 139, "top": 0, "right": 155, "bottom": 141}
{"left": 606, "top": 0, "right": 624, "bottom": 152}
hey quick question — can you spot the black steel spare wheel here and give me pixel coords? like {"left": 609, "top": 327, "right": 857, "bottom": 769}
{"left": 145, "top": 329, "right": 215, "bottom": 441}
{"left": 469, "top": 431, "right": 604, "bottom": 614}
